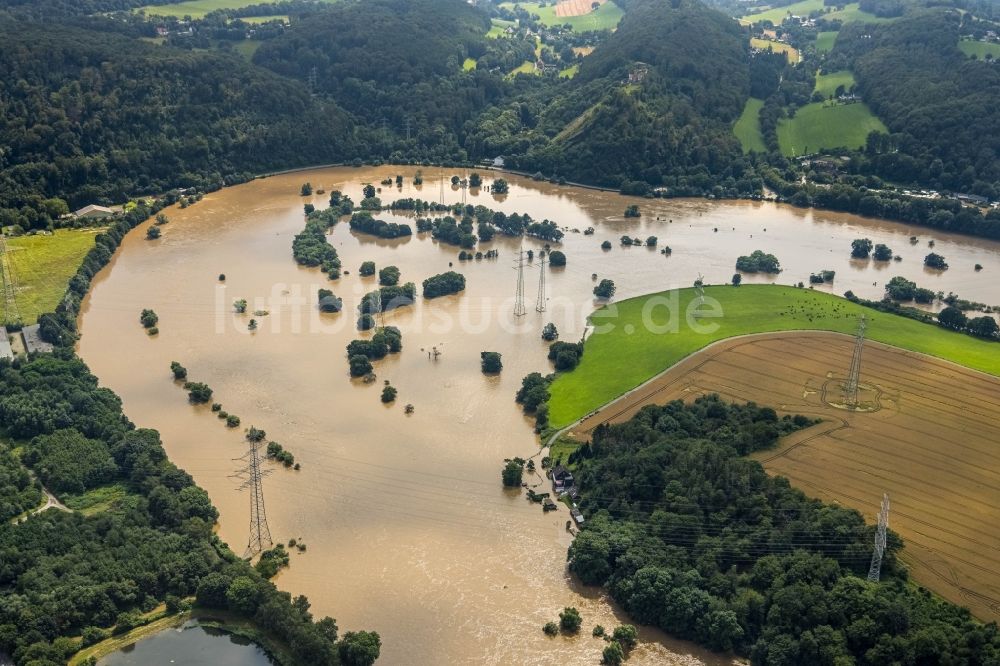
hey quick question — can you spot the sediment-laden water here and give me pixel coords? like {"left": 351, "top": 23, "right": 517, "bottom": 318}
{"left": 78, "top": 167, "right": 1000, "bottom": 664}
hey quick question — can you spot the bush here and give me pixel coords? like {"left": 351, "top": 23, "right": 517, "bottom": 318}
{"left": 559, "top": 607, "right": 582, "bottom": 633}
{"left": 542, "top": 621, "right": 559, "bottom": 636}
{"left": 381, "top": 385, "right": 397, "bottom": 403}
{"left": 481, "top": 351, "right": 502, "bottom": 373}
{"left": 170, "top": 361, "right": 187, "bottom": 380}
{"left": 146, "top": 226, "right": 160, "bottom": 240}
{"left": 516, "top": 373, "right": 551, "bottom": 412}
{"left": 140, "top": 309, "right": 158, "bottom": 328}
{"left": 423, "top": 271, "right": 466, "bottom": 298}
{"left": 602, "top": 642, "right": 624, "bottom": 665}
{"left": 593, "top": 279, "right": 616, "bottom": 299}
{"left": 925, "top": 252, "right": 949, "bottom": 270}
{"left": 624, "top": 204, "right": 640, "bottom": 217}
{"left": 318, "top": 288, "right": 342, "bottom": 313}
{"left": 735, "top": 250, "right": 781, "bottom": 273}
{"left": 226, "top": 414, "right": 241, "bottom": 428}
{"left": 873, "top": 243, "right": 893, "bottom": 261}
{"left": 184, "top": 382, "right": 213, "bottom": 404}
{"left": 548, "top": 341, "right": 584, "bottom": 371}
{"left": 349, "top": 354, "right": 373, "bottom": 377}
{"left": 851, "top": 238, "right": 873, "bottom": 258}
{"left": 379, "top": 265, "right": 400, "bottom": 286}
{"left": 548, "top": 250, "right": 566, "bottom": 266}
{"left": 300, "top": 182, "right": 312, "bottom": 196}
{"left": 541, "top": 323, "right": 558, "bottom": 341}
{"left": 359, "top": 261, "right": 376, "bottom": 277}
{"left": 601, "top": 240, "right": 612, "bottom": 250}
{"left": 502, "top": 459, "right": 524, "bottom": 487}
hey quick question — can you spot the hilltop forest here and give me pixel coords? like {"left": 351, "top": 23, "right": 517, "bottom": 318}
{"left": 0, "top": 0, "right": 998, "bottom": 235}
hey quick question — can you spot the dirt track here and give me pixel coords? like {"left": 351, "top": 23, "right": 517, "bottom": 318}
{"left": 567, "top": 331, "right": 1000, "bottom": 623}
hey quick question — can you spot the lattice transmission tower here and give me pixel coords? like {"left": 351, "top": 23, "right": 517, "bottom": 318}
{"left": 513, "top": 250, "right": 527, "bottom": 317}
{"left": 535, "top": 254, "right": 547, "bottom": 313}
{"left": 845, "top": 315, "right": 867, "bottom": 406}
{"left": 867, "top": 493, "right": 890, "bottom": 582}
{"left": 232, "top": 436, "right": 273, "bottom": 558}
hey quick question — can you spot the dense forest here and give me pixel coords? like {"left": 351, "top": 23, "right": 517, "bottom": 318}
{"left": 834, "top": 11, "right": 1000, "bottom": 198}
{"left": 567, "top": 396, "right": 1000, "bottom": 663}
{"left": 0, "top": 21, "right": 358, "bottom": 229}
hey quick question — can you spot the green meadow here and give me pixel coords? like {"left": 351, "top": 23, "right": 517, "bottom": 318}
{"left": 734, "top": 97, "right": 767, "bottom": 153}
{"left": 547, "top": 285, "right": 1000, "bottom": 427}
{"left": 814, "top": 69, "right": 856, "bottom": 98}
{"left": 1, "top": 229, "right": 101, "bottom": 324}
{"left": 958, "top": 39, "right": 1000, "bottom": 59}
{"left": 777, "top": 101, "right": 886, "bottom": 156}
{"left": 136, "top": 0, "right": 334, "bottom": 19}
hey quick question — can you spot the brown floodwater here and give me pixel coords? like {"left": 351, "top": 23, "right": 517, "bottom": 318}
{"left": 77, "top": 167, "right": 1000, "bottom": 665}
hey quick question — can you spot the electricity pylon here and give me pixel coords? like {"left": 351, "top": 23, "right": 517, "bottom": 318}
{"left": 867, "top": 493, "right": 890, "bottom": 583}
{"left": 513, "top": 250, "right": 527, "bottom": 317}
{"left": 846, "top": 315, "right": 867, "bottom": 407}
{"left": 535, "top": 254, "right": 547, "bottom": 313}
{"left": 232, "top": 436, "right": 273, "bottom": 558}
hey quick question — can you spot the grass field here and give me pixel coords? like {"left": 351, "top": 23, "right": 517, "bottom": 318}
{"left": 750, "top": 38, "right": 800, "bottom": 63}
{"left": 1, "top": 230, "right": 101, "bottom": 324}
{"left": 499, "top": 1, "right": 624, "bottom": 31}
{"left": 826, "top": 4, "right": 894, "bottom": 23}
{"left": 567, "top": 330, "right": 1000, "bottom": 624}
{"left": 546, "top": 285, "right": 1000, "bottom": 427}
{"left": 487, "top": 18, "right": 516, "bottom": 38}
{"left": 740, "top": 0, "right": 824, "bottom": 25}
{"left": 559, "top": 64, "right": 579, "bottom": 78}
{"left": 815, "top": 30, "right": 839, "bottom": 52}
{"left": 136, "top": 0, "right": 333, "bottom": 19}
{"left": 958, "top": 39, "right": 1000, "bottom": 59}
{"left": 777, "top": 101, "right": 886, "bottom": 156}
{"left": 507, "top": 60, "right": 538, "bottom": 78}
{"left": 741, "top": 1, "right": 891, "bottom": 26}
{"left": 734, "top": 97, "right": 767, "bottom": 153}
{"left": 813, "top": 69, "right": 855, "bottom": 98}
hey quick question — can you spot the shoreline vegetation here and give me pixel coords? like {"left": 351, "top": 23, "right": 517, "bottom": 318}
{"left": 546, "top": 284, "right": 1000, "bottom": 428}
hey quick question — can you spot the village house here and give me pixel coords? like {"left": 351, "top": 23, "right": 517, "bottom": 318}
{"left": 551, "top": 465, "right": 576, "bottom": 494}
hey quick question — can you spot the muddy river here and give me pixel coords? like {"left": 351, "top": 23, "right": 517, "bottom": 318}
{"left": 77, "top": 167, "right": 1000, "bottom": 665}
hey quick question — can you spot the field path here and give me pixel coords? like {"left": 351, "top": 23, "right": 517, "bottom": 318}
{"left": 556, "top": 330, "right": 1000, "bottom": 623}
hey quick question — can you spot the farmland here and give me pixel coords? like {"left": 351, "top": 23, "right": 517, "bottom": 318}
{"left": 565, "top": 331, "right": 1000, "bottom": 624}
{"left": 733, "top": 97, "right": 766, "bottom": 153}
{"left": 546, "top": 285, "right": 1000, "bottom": 428}
{"left": 499, "top": 0, "right": 624, "bottom": 31}
{"left": 777, "top": 101, "right": 886, "bottom": 156}
{"left": 1, "top": 229, "right": 101, "bottom": 325}
{"left": 750, "top": 37, "right": 800, "bottom": 63}
{"left": 959, "top": 39, "right": 1000, "bottom": 59}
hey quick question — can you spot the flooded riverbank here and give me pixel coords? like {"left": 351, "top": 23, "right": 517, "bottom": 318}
{"left": 77, "top": 166, "right": 1000, "bottom": 664}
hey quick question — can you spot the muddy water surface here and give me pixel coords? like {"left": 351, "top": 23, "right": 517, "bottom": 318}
{"left": 77, "top": 167, "right": 1000, "bottom": 665}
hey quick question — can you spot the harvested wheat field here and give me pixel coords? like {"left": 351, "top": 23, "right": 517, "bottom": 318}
{"left": 567, "top": 331, "right": 1000, "bottom": 623}
{"left": 556, "top": 0, "right": 605, "bottom": 17}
